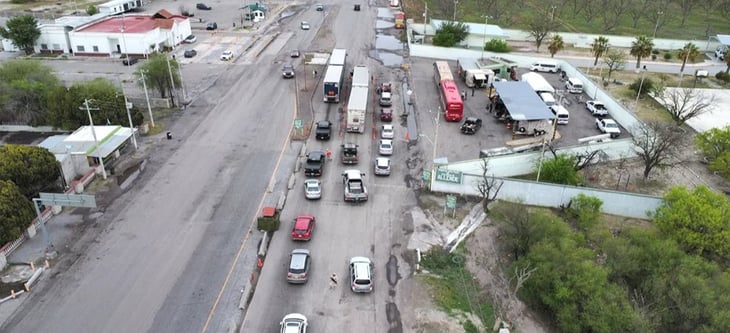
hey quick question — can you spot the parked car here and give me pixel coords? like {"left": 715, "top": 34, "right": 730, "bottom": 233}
{"left": 381, "top": 124, "right": 394, "bottom": 139}
{"left": 291, "top": 215, "right": 315, "bottom": 241}
{"left": 280, "top": 313, "right": 308, "bottom": 333}
{"left": 206, "top": 22, "right": 218, "bottom": 30}
{"left": 354, "top": 4, "right": 361, "bottom": 11}
{"left": 378, "top": 139, "right": 393, "bottom": 156}
{"left": 122, "top": 57, "right": 138, "bottom": 66}
{"left": 183, "top": 35, "right": 197, "bottom": 43}
{"left": 196, "top": 3, "right": 211, "bottom": 10}
{"left": 315, "top": 4, "right": 324, "bottom": 11}
{"left": 303, "top": 179, "right": 321, "bottom": 200}
{"left": 374, "top": 157, "right": 391, "bottom": 176}
{"left": 287, "top": 249, "right": 311, "bottom": 284}
{"left": 596, "top": 118, "right": 621, "bottom": 138}
{"left": 282, "top": 64, "right": 295, "bottom": 78}
{"left": 220, "top": 50, "right": 233, "bottom": 61}
{"left": 586, "top": 100, "right": 608, "bottom": 117}
{"left": 380, "top": 108, "right": 393, "bottom": 122}
{"left": 183, "top": 49, "right": 197, "bottom": 58}
{"left": 300, "top": 21, "right": 310, "bottom": 30}
{"left": 290, "top": 49, "right": 301, "bottom": 58}
{"left": 349, "top": 256, "right": 373, "bottom": 293}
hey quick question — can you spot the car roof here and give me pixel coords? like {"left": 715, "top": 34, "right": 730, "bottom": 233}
{"left": 343, "top": 169, "right": 363, "bottom": 179}
{"left": 308, "top": 151, "right": 325, "bottom": 158}
{"left": 294, "top": 216, "right": 313, "bottom": 229}
{"left": 382, "top": 124, "right": 393, "bottom": 130}
{"left": 380, "top": 139, "right": 392, "bottom": 144}
{"left": 318, "top": 120, "right": 331, "bottom": 126}
{"left": 376, "top": 157, "right": 390, "bottom": 166}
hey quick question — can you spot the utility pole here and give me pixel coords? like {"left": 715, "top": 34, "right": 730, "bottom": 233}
{"left": 166, "top": 57, "right": 177, "bottom": 107}
{"left": 83, "top": 99, "right": 107, "bottom": 180}
{"left": 140, "top": 71, "right": 155, "bottom": 127}
{"left": 118, "top": 81, "right": 138, "bottom": 150}
{"left": 177, "top": 60, "right": 188, "bottom": 105}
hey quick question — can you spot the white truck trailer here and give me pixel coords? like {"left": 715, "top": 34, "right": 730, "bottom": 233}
{"left": 346, "top": 66, "right": 370, "bottom": 133}
{"left": 456, "top": 58, "right": 492, "bottom": 88}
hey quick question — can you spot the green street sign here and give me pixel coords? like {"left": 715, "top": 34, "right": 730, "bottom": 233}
{"left": 446, "top": 195, "right": 456, "bottom": 209}
{"left": 422, "top": 170, "right": 431, "bottom": 181}
{"left": 434, "top": 169, "right": 462, "bottom": 184}
{"left": 294, "top": 119, "right": 303, "bottom": 129}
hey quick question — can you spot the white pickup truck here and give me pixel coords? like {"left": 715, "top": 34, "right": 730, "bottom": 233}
{"left": 585, "top": 100, "right": 608, "bottom": 117}
{"left": 342, "top": 169, "right": 368, "bottom": 202}
{"left": 595, "top": 118, "right": 621, "bottom": 138}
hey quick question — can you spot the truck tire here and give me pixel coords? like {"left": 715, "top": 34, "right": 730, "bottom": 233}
{"left": 519, "top": 127, "right": 526, "bottom": 133}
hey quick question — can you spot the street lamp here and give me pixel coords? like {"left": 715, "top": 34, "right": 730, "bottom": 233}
{"left": 481, "top": 15, "right": 492, "bottom": 60}
{"left": 81, "top": 99, "right": 107, "bottom": 180}
{"left": 634, "top": 66, "right": 648, "bottom": 111}
{"left": 453, "top": 0, "right": 458, "bottom": 21}
{"left": 652, "top": 11, "right": 663, "bottom": 39}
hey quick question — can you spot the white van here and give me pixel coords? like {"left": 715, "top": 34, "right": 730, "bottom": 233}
{"left": 539, "top": 92, "right": 557, "bottom": 107}
{"left": 530, "top": 61, "right": 559, "bottom": 73}
{"left": 566, "top": 78, "right": 583, "bottom": 94}
{"left": 550, "top": 105, "right": 570, "bottom": 125}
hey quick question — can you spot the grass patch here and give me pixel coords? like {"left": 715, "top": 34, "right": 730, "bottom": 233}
{"left": 420, "top": 247, "right": 495, "bottom": 331}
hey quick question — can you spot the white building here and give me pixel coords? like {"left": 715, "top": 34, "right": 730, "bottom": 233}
{"left": 98, "top": 0, "right": 144, "bottom": 15}
{"left": 38, "top": 125, "right": 136, "bottom": 185}
{"left": 35, "top": 10, "right": 191, "bottom": 57}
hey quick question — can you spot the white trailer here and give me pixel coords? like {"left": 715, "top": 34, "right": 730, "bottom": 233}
{"left": 346, "top": 86, "right": 369, "bottom": 133}
{"left": 457, "top": 58, "right": 492, "bottom": 88}
{"left": 329, "top": 48, "right": 347, "bottom": 67}
{"left": 352, "top": 65, "right": 370, "bottom": 88}
{"left": 520, "top": 72, "right": 555, "bottom": 94}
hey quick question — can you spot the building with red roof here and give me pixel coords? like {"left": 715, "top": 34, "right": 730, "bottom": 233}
{"left": 34, "top": 10, "right": 191, "bottom": 57}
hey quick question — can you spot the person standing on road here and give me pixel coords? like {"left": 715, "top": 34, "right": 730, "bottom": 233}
{"left": 326, "top": 149, "right": 332, "bottom": 161}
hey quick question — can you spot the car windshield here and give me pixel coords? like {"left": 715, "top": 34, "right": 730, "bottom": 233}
{"left": 605, "top": 123, "right": 618, "bottom": 128}
{"left": 355, "top": 278, "right": 370, "bottom": 285}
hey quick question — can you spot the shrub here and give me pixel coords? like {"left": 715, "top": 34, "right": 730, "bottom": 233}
{"left": 663, "top": 52, "right": 672, "bottom": 60}
{"left": 484, "top": 39, "right": 510, "bottom": 53}
{"left": 629, "top": 77, "right": 656, "bottom": 96}
{"left": 566, "top": 194, "right": 603, "bottom": 230}
{"left": 86, "top": 5, "right": 99, "bottom": 15}
{"left": 715, "top": 71, "right": 730, "bottom": 82}
{"left": 651, "top": 49, "right": 660, "bottom": 55}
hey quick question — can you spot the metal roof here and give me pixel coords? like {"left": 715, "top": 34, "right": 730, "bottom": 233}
{"left": 492, "top": 82, "right": 555, "bottom": 121}
{"left": 717, "top": 34, "right": 730, "bottom": 45}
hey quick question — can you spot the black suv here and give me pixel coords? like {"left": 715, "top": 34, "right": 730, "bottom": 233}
{"left": 315, "top": 120, "right": 332, "bottom": 140}
{"left": 196, "top": 3, "right": 211, "bottom": 10}
{"left": 122, "top": 57, "right": 138, "bottom": 66}
{"left": 304, "top": 151, "right": 325, "bottom": 177}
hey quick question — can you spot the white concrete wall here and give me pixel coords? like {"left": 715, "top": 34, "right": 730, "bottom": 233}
{"left": 36, "top": 25, "right": 71, "bottom": 53}
{"left": 431, "top": 175, "right": 661, "bottom": 219}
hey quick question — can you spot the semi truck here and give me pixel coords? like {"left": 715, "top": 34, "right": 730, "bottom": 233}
{"left": 346, "top": 66, "right": 370, "bottom": 133}
{"left": 323, "top": 65, "right": 345, "bottom": 102}
{"left": 456, "top": 58, "right": 491, "bottom": 88}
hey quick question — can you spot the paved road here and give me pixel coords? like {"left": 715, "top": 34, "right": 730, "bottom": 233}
{"left": 240, "top": 1, "right": 421, "bottom": 332}
{"left": 1, "top": 11, "right": 299, "bottom": 333}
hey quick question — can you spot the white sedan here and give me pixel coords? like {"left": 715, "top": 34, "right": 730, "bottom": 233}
{"left": 220, "top": 50, "right": 233, "bottom": 61}
{"left": 303, "top": 179, "right": 321, "bottom": 200}
{"left": 381, "top": 124, "right": 394, "bottom": 139}
{"left": 300, "top": 21, "right": 310, "bottom": 30}
{"left": 378, "top": 139, "right": 393, "bottom": 156}
{"left": 280, "top": 313, "right": 308, "bottom": 333}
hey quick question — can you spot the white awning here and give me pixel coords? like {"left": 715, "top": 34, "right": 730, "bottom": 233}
{"left": 474, "top": 73, "right": 487, "bottom": 81}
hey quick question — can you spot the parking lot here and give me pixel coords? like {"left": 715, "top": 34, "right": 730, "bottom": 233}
{"left": 409, "top": 58, "right": 629, "bottom": 163}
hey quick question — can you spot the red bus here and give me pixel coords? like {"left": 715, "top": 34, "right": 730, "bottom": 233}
{"left": 433, "top": 61, "right": 463, "bottom": 122}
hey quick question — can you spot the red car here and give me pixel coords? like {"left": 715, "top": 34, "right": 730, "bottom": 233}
{"left": 291, "top": 215, "right": 316, "bottom": 241}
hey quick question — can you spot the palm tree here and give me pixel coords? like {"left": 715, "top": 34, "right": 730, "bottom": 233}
{"left": 630, "top": 35, "right": 654, "bottom": 69}
{"left": 677, "top": 43, "right": 701, "bottom": 73}
{"left": 547, "top": 34, "right": 564, "bottom": 58}
{"left": 590, "top": 36, "right": 610, "bottom": 66}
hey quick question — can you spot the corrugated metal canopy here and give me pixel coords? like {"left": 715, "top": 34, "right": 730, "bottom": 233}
{"left": 717, "top": 34, "right": 730, "bottom": 45}
{"left": 493, "top": 81, "right": 555, "bottom": 121}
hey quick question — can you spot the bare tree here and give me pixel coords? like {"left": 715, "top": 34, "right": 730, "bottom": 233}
{"left": 474, "top": 158, "right": 503, "bottom": 213}
{"left": 601, "top": 0, "right": 629, "bottom": 31}
{"left": 632, "top": 121, "right": 686, "bottom": 179}
{"left": 654, "top": 88, "right": 716, "bottom": 125}
{"left": 527, "top": 16, "right": 553, "bottom": 51}
{"left": 509, "top": 264, "right": 537, "bottom": 300}
{"left": 604, "top": 49, "right": 627, "bottom": 79}
{"left": 547, "top": 145, "right": 606, "bottom": 171}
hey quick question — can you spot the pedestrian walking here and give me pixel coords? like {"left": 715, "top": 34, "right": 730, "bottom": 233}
{"left": 471, "top": 87, "right": 475, "bottom": 97}
{"left": 329, "top": 273, "right": 338, "bottom": 289}
{"left": 326, "top": 149, "right": 332, "bottom": 161}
